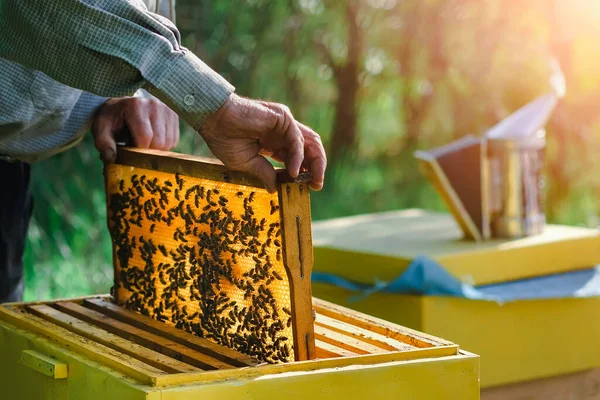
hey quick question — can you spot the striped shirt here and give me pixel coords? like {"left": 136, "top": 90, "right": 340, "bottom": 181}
{"left": 0, "top": 0, "right": 233, "bottom": 162}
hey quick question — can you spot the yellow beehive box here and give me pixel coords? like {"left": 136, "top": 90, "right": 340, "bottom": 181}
{"left": 311, "top": 209, "right": 600, "bottom": 391}
{"left": 313, "top": 284, "right": 600, "bottom": 390}
{"left": 0, "top": 296, "right": 479, "bottom": 400}
{"left": 313, "top": 209, "right": 600, "bottom": 286}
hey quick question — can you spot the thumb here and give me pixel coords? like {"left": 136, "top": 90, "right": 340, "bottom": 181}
{"left": 92, "top": 115, "right": 118, "bottom": 164}
{"left": 243, "top": 155, "right": 277, "bottom": 193}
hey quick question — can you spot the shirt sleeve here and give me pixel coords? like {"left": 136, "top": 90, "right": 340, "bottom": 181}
{"left": 0, "top": 0, "right": 234, "bottom": 131}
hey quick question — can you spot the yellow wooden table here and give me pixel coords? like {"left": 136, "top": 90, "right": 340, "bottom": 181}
{"left": 0, "top": 296, "right": 479, "bottom": 400}
{"left": 312, "top": 209, "right": 600, "bottom": 396}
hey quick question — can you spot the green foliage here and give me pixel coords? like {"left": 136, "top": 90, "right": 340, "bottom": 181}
{"left": 23, "top": 0, "right": 600, "bottom": 300}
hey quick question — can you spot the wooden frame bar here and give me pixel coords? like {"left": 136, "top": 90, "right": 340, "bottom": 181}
{"left": 313, "top": 324, "right": 386, "bottom": 355}
{"left": 314, "top": 314, "right": 414, "bottom": 352}
{"left": 313, "top": 298, "right": 456, "bottom": 349}
{"left": 52, "top": 302, "right": 235, "bottom": 370}
{"left": 27, "top": 304, "right": 199, "bottom": 374}
{"left": 277, "top": 182, "right": 316, "bottom": 360}
{"left": 0, "top": 306, "right": 166, "bottom": 385}
{"left": 315, "top": 340, "right": 360, "bottom": 358}
{"left": 115, "top": 148, "right": 311, "bottom": 189}
{"left": 83, "top": 298, "right": 257, "bottom": 367}
{"left": 0, "top": 296, "right": 461, "bottom": 388}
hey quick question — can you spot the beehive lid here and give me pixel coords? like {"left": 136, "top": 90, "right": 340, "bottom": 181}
{"left": 312, "top": 209, "right": 600, "bottom": 286}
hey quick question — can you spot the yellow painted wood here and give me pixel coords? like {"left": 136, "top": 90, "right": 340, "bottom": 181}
{"left": 1, "top": 320, "right": 149, "bottom": 400}
{"left": 0, "top": 299, "right": 479, "bottom": 399}
{"left": 313, "top": 209, "right": 600, "bottom": 285}
{"left": 150, "top": 345, "right": 460, "bottom": 387}
{"left": 0, "top": 306, "right": 165, "bottom": 385}
{"left": 312, "top": 283, "right": 600, "bottom": 389}
{"left": 153, "top": 353, "right": 480, "bottom": 400}
{"left": 20, "top": 350, "right": 68, "bottom": 379}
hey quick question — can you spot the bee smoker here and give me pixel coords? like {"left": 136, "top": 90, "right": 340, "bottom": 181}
{"left": 487, "top": 130, "right": 546, "bottom": 238}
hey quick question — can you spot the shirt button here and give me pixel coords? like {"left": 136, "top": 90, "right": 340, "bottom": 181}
{"left": 184, "top": 94, "right": 195, "bottom": 106}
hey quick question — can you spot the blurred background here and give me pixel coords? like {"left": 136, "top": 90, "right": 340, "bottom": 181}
{"left": 23, "top": 0, "right": 600, "bottom": 300}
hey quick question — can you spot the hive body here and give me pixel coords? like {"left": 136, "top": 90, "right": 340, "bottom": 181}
{"left": 0, "top": 296, "right": 478, "bottom": 399}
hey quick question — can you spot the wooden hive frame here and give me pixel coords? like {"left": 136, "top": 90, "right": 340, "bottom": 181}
{"left": 0, "top": 295, "right": 460, "bottom": 387}
{"left": 104, "top": 148, "right": 316, "bottom": 363}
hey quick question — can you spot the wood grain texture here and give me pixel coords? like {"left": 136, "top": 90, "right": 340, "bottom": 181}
{"left": 313, "top": 324, "right": 385, "bottom": 355}
{"left": 277, "top": 182, "right": 316, "bottom": 361}
{"left": 116, "top": 147, "right": 311, "bottom": 190}
{"left": 53, "top": 302, "right": 234, "bottom": 370}
{"left": 315, "top": 314, "right": 415, "bottom": 352}
{"left": 27, "top": 304, "right": 199, "bottom": 374}
{"left": 0, "top": 305, "right": 165, "bottom": 385}
{"left": 415, "top": 151, "right": 482, "bottom": 241}
{"left": 315, "top": 340, "right": 359, "bottom": 359}
{"left": 313, "top": 297, "right": 456, "bottom": 349}
{"left": 83, "top": 298, "right": 257, "bottom": 367}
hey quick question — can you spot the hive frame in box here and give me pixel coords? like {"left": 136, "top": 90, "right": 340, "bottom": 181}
{"left": 104, "top": 148, "right": 315, "bottom": 361}
{"left": 0, "top": 295, "right": 472, "bottom": 393}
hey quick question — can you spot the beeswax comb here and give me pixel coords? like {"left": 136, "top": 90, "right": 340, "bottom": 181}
{"left": 105, "top": 148, "right": 316, "bottom": 363}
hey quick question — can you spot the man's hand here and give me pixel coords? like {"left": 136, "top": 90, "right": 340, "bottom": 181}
{"left": 92, "top": 97, "right": 179, "bottom": 163}
{"left": 200, "top": 94, "right": 327, "bottom": 193}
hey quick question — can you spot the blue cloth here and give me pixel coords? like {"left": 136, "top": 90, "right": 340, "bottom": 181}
{"left": 311, "top": 255, "right": 600, "bottom": 303}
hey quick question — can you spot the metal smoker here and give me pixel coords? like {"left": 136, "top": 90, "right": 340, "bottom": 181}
{"left": 416, "top": 94, "right": 558, "bottom": 241}
{"left": 487, "top": 130, "right": 546, "bottom": 238}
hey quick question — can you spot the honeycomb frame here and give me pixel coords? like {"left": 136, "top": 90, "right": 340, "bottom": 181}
{"left": 104, "top": 148, "right": 316, "bottom": 363}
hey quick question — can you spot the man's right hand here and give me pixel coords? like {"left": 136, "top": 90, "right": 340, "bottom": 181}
{"left": 200, "top": 94, "right": 327, "bottom": 193}
{"left": 92, "top": 96, "right": 179, "bottom": 164}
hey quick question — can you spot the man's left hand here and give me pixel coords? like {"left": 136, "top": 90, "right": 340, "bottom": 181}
{"left": 92, "top": 97, "right": 179, "bottom": 163}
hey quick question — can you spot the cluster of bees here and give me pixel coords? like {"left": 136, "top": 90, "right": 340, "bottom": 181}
{"left": 108, "top": 170, "right": 294, "bottom": 363}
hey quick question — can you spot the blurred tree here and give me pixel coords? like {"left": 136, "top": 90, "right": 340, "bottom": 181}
{"left": 315, "top": 0, "right": 362, "bottom": 165}
{"left": 24, "top": 0, "right": 600, "bottom": 300}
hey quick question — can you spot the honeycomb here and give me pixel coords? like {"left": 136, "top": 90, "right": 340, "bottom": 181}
{"left": 105, "top": 163, "right": 296, "bottom": 363}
